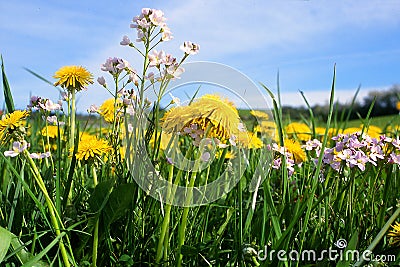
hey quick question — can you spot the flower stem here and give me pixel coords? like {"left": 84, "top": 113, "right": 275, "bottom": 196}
{"left": 24, "top": 150, "right": 71, "bottom": 267}
{"left": 70, "top": 89, "right": 76, "bottom": 150}
{"left": 68, "top": 89, "right": 76, "bottom": 205}
{"left": 176, "top": 171, "right": 197, "bottom": 267}
{"left": 92, "top": 165, "right": 99, "bottom": 267}
{"left": 176, "top": 145, "right": 202, "bottom": 267}
{"left": 156, "top": 163, "right": 174, "bottom": 263}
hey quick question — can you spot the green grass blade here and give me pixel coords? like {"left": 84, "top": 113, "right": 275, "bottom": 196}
{"left": 296, "top": 65, "right": 336, "bottom": 265}
{"left": 299, "top": 90, "right": 316, "bottom": 138}
{"left": 23, "top": 67, "right": 62, "bottom": 94}
{"left": 0, "top": 154, "right": 50, "bottom": 227}
{"left": 354, "top": 206, "right": 400, "bottom": 266}
{"left": 1, "top": 55, "right": 15, "bottom": 113}
{"left": 3, "top": 228, "right": 49, "bottom": 266}
{"left": 21, "top": 232, "right": 66, "bottom": 267}
{"left": 340, "top": 85, "right": 360, "bottom": 130}
{"left": 260, "top": 83, "right": 284, "bottom": 146}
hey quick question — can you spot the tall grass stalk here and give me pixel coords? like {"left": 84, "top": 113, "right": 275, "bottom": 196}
{"left": 23, "top": 150, "right": 72, "bottom": 267}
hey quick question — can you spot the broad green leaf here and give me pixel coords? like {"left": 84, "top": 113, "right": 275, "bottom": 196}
{"left": 103, "top": 183, "right": 136, "bottom": 227}
{"left": 1, "top": 226, "right": 49, "bottom": 266}
{"left": 0, "top": 226, "right": 12, "bottom": 263}
{"left": 88, "top": 178, "right": 115, "bottom": 213}
{"left": 336, "top": 230, "right": 359, "bottom": 267}
{"left": 119, "top": 254, "right": 134, "bottom": 265}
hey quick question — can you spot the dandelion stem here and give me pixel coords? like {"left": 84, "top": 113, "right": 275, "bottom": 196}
{"left": 70, "top": 89, "right": 76, "bottom": 152}
{"left": 156, "top": 162, "right": 174, "bottom": 263}
{"left": 68, "top": 89, "right": 76, "bottom": 205}
{"left": 177, "top": 147, "right": 201, "bottom": 267}
{"left": 92, "top": 165, "right": 99, "bottom": 267}
{"left": 176, "top": 172, "right": 197, "bottom": 267}
{"left": 24, "top": 150, "right": 71, "bottom": 267}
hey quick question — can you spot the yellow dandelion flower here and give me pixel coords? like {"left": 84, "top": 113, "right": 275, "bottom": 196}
{"left": 54, "top": 65, "right": 93, "bottom": 91}
{"left": 324, "top": 128, "right": 342, "bottom": 140}
{"left": 254, "top": 121, "right": 276, "bottom": 134}
{"left": 40, "top": 142, "right": 57, "bottom": 151}
{"left": 41, "top": 125, "right": 63, "bottom": 138}
{"left": 150, "top": 131, "right": 174, "bottom": 150}
{"left": 254, "top": 121, "right": 278, "bottom": 141}
{"left": 341, "top": 127, "right": 381, "bottom": 138}
{"left": 190, "top": 94, "right": 240, "bottom": 139}
{"left": 315, "top": 127, "right": 326, "bottom": 136}
{"left": 396, "top": 101, "right": 400, "bottom": 111}
{"left": 98, "top": 98, "right": 123, "bottom": 123}
{"left": 360, "top": 124, "right": 382, "bottom": 138}
{"left": 161, "top": 94, "right": 240, "bottom": 140}
{"left": 386, "top": 125, "right": 400, "bottom": 135}
{"left": 363, "top": 125, "right": 382, "bottom": 134}
{"left": 161, "top": 105, "right": 192, "bottom": 133}
{"left": 73, "top": 137, "right": 111, "bottom": 161}
{"left": 79, "top": 132, "right": 97, "bottom": 141}
{"left": 284, "top": 138, "right": 307, "bottom": 164}
{"left": 215, "top": 149, "right": 235, "bottom": 159}
{"left": 0, "top": 110, "right": 29, "bottom": 137}
{"left": 250, "top": 110, "right": 269, "bottom": 121}
{"left": 388, "top": 221, "right": 400, "bottom": 246}
{"left": 366, "top": 130, "right": 381, "bottom": 139}
{"left": 315, "top": 127, "right": 335, "bottom": 141}
{"left": 285, "top": 122, "right": 312, "bottom": 142}
{"left": 342, "top": 127, "right": 363, "bottom": 135}
{"left": 236, "top": 131, "right": 263, "bottom": 149}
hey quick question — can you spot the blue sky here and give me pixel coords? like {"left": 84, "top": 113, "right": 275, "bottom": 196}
{"left": 1, "top": 0, "right": 400, "bottom": 112}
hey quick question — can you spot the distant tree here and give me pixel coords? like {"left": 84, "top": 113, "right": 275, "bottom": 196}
{"left": 309, "top": 84, "right": 400, "bottom": 120}
{"left": 361, "top": 84, "right": 400, "bottom": 117}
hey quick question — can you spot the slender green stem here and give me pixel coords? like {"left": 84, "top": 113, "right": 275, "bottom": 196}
{"left": 176, "top": 172, "right": 197, "bottom": 267}
{"left": 68, "top": 89, "right": 76, "bottom": 205}
{"left": 24, "top": 150, "right": 71, "bottom": 267}
{"left": 156, "top": 162, "right": 174, "bottom": 263}
{"left": 176, "top": 146, "right": 202, "bottom": 267}
{"left": 70, "top": 89, "right": 76, "bottom": 150}
{"left": 238, "top": 174, "right": 243, "bottom": 267}
{"left": 92, "top": 165, "right": 99, "bottom": 267}
{"left": 139, "top": 37, "right": 150, "bottom": 109}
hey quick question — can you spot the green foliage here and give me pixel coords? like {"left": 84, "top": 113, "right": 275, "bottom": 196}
{"left": 1, "top": 55, "right": 15, "bottom": 113}
{"left": 0, "top": 226, "right": 12, "bottom": 263}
